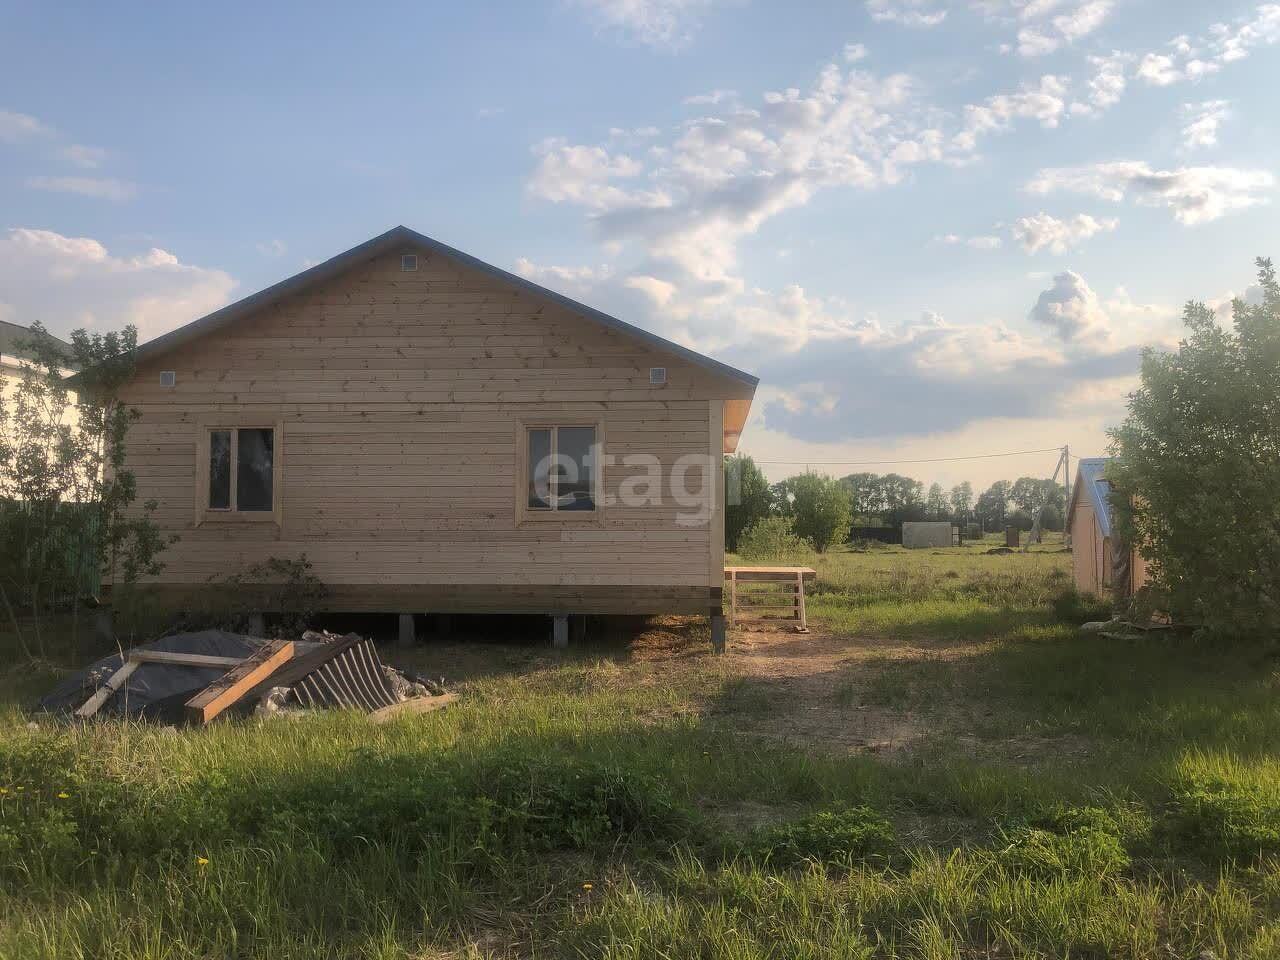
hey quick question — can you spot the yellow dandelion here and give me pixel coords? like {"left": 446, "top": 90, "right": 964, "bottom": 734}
{"left": 582, "top": 882, "right": 593, "bottom": 891}
{"left": 0, "top": 787, "right": 7, "bottom": 795}
{"left": 56, "top": 791, "right": 70, "bottom": 799}
{"left": 196, "top": 856, "right": 210, "bottom": 867}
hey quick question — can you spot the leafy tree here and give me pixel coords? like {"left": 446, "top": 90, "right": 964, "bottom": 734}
{"left": 1010, "top": 476, "right": 1065, "bottom": 515}
{"left": 1110, "top": 257, "right": 1280, "bottom": 640}
{"left": 949, "top": 481, "right": 974, "bottom": 522}
{"left": 776, "top": 472, "right": 852, "bottom": 552}
{"left": 878, "top": 473, "right": 925, "bottom": 527}
{"left": 0, "top": 322, "right": 171, "bottom": 657}
{"left": 840, "top": 472, "right": 884, "bottom": 522}
{"left": 723, "top": 454, "right": 773, "bottom": 552}
{"left": 975, "top": 480, "right": 1011, "bottom": 531}
{"left": 925, "top": 482, "right": 949, "bottom": 520}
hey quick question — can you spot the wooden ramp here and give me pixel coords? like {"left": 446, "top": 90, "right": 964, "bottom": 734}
{"left": 724, "top": 566, "right": 817, "bottom": 633}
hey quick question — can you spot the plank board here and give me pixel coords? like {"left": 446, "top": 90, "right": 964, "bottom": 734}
{"left": 75, "top": 661, "right": 140, "bottom": 718}
{"left": 184, "top": 640, "right": 295, "bottom": 724}
{"left": 369, "top": 693, "right": 458, "bottom": 724}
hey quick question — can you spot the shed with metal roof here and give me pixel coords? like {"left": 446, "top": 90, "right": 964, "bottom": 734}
{"left": 1066, "top": 457, "right": 1148, "bottom": 599}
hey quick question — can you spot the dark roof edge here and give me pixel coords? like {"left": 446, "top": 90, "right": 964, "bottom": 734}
{"left": 69, "top": 225, "right": 759, "bottom": 389}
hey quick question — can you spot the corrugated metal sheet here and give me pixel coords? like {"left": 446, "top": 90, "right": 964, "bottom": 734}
{"left": 288, "top": 638, "right": 399, "bottom": 711}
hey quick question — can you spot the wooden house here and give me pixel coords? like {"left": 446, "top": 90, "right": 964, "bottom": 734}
{"left": 1066, "top": 457, "right": 1148, "bottom": 601}
{"left": 76, "top": 227, "right": 757, "bottom": 644}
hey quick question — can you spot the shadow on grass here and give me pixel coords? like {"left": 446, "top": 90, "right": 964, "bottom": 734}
{"left": 840, "top": 629, "right": 1280, "bottom": 763}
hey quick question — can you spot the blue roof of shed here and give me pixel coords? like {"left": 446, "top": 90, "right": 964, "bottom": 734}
{"left": 1069, "top": 457, "right": 1114, "bottom": 538}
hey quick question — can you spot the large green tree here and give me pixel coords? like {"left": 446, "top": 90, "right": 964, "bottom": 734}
{"left": 949, "top": 481, "right": 974, "bottom": 522}
{"left": 723, "top": 454, "right": 773, "bottom": 552}
{"left": 1109, "top": 258, "right": 1280, "bottom": 640}
{"left": 925, "top": 482, "right": 949, "bottom": 520}
{"left": 776, "top": 472, "right": 852, "bottom": 552}
{"left": 974, "top": 480, "right": 1010, "bottom": 531}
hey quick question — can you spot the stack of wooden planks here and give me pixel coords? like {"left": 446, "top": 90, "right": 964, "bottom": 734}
{"left": 73, "top": 634, "right": 452, "bottom": 724}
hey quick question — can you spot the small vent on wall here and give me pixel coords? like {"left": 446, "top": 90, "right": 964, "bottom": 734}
{"left": 649, "top": 367, "right": 667, "bottom": 385}
{"left": 159, "top": 371, "right": 176, "bottom": 387}
{"left": 401, "top": 254, "right": 418, "bottom": 272}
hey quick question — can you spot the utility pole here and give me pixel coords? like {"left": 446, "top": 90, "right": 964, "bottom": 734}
{"left": 1024, "top": 443, "right": 1071, "bottom": 551}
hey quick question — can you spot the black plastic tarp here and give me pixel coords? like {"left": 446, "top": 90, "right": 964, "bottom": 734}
{"left": 36, "top": 630, "right": 268, "bottom": 722}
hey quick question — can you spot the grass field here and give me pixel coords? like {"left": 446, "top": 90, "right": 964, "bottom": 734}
{"left": 2, "top": 537, "right": 1279, "bottom": 958}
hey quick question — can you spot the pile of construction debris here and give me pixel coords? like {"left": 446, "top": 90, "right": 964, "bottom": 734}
{"left": 37, "top": 629, "right": 454, "bottom": 725}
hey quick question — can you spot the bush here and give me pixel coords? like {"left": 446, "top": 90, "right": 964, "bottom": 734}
{"left": 1052, "top": 588, "right": 1113, "bottom": 624}
{"left": 1110, "top": 258, "right": 1280, "bottom": 641}
{"left": 749, "top": 805, "right": 895, "bottom": 866}
{"left": 997, "top": 805, "right": 1130, "bottom": 876}
{"left": 185, "top": 554, "right": 328, "bottom": 636}
{"left": 773, "top": 472, "right": 852, "bottom": 553}
{"left": 737, "top": 517, "right": 813, "bottom": 563}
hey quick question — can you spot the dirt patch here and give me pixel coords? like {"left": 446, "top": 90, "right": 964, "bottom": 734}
{"left": 386, "top": 614, "right": 1093, "bottom": 766}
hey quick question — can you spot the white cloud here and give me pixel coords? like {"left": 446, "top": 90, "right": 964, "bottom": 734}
{"left": 1012, "top": 212, "right": 1118, "bottom": 253}
{"left": 956, "top": 74, "right": 1069, "bottom": 149}
{"left": 843, "top": 42, "right": 870, "bottom": 62}
{"left": 531, "top": 57, "right": 934, "bottom": 323}
{"left": 683, "top": 89, "right": 736, "bottom": 105}
{"left": 1069, "top": 51, "right": 1130, "bottom": 115}
{"left": 476, "top": 106, "right": 505, "bottom": 119}
{"left": 1133, "top": 6, "right": 1280, "bottom": 88}
{"left": 1027, "top": 270, "right": 1112, "bottom": 342}
{"left": 570, "top": 0, "right": 722, "bottom": 49}
{"left": 935, "top": 233, "right": 1004, "bottom": 249}
{"left": 986, "top": 0, "right": 1113, "bottom": 57}
{"left": 1208, "top": 3, "right": 1280, "bottom": 64}
{"left": 1026, "top": 161, "right": 1274, "bottom": 225}
{"left": 0, "top": 108, "right": 50, "bottom": 143}
{"left": 256, "top": 239, "right": 288, "bottom": 257}
{"left": 514, "top": 257, "right": 617, "bottom": 298}
{"left": 866, "top": 0, "right": 948, "bottom": 27}
{"left": 1135, "top": 52, "right": 1181, "bottom": 86}
{"left": 1181, "top": 100, "right": 1229, "bottom": 150}
{"left": 60, "top": 144, "right": 107, "bottom": 168}
{"left": 0, "top": 228, "right": 237, "bottom": 342}
{"left": 528, "top": 138, "right": 666, "bottom": 211}
{"left": 25, "top": 175, "right": 137, "bottom": 201}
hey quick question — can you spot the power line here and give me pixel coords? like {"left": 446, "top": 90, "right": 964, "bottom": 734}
{"left": 753, "top": 446, "right": 1064, "bottom": 467}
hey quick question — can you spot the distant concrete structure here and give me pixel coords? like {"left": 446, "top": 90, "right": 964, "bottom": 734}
{"left": 902, "top": 521, "right": 955, "bottom": 549}
{"left": 1005, "top": 526, "right": 1020, "bottom": 548}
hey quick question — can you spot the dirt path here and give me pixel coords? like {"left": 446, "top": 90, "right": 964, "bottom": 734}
{"left": 718, "top": 623, "right": 933, "bottom": 754}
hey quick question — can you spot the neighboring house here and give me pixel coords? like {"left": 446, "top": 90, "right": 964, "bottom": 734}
{"left": 74, "top": 226, "right": 758, "bottom": 639}
{"left": 1, "top": 318, "right": 73, "bottom": 385}
{"left": 1066, "top": 458, "right": 1148, "bottom": 600}
{"left": 2, "top": 319, "right": 76, "bottom": 445}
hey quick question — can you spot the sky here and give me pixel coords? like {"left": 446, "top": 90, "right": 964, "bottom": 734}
{"left": 1, "top": 0, "right": 1277, "bottom": 491}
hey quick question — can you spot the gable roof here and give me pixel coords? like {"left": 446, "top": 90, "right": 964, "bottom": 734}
{"left": 70, "top": 225, "right": 758, "bottom": 389}
{"left": 1067, "top": 457, "right": 1114, "bottom": 538}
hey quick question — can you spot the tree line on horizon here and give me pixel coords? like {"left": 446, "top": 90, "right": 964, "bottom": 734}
{"left": 724, "top": 455, "right": 1067, "bottom": 553}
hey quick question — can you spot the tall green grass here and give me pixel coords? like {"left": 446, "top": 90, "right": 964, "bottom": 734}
{"left": 2, "top": 537, "right": 1278, "bottom": 957}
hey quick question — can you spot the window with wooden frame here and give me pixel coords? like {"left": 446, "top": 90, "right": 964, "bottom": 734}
{"left": 519, "top": 423, "right": 600, "bottom": 519}
{"left": 196, "top": 422, "right": 283, "bottom": 523}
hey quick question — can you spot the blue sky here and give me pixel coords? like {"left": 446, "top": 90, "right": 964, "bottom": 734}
{"left": 2, "top": 0, "right": 1277, "bottom": 487}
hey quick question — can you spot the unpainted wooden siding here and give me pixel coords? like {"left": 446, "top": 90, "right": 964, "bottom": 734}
{"left": 116, "top": 248, "right": 751, "bottom": 610}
